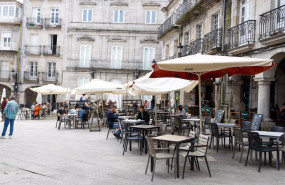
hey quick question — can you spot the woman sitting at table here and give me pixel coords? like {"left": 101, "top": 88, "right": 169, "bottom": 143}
{"left": 33, "top": 104, "right": 41, "bottom": 119}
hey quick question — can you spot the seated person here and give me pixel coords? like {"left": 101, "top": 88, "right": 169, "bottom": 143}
{"left": 137, "top": 106, "right": 150, "bottom": 124}
{"left": 177, "top": 105, "right": 187, "bottom": 118}
{"left": 172, "top": 105, "right": 187, "bottom": 133}
{"left": 57, "top": 105, "right": 72, "bottom": 127}
{"left": 106, "top": 106, "right": 120, "bottom": 138}
{"left": 33, "top": 104, "right": 41, "bottom": 119}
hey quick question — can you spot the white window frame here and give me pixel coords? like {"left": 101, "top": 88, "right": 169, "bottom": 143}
{"left": 47, "top": 62, "right": 56, "bottom": 78}
{"left": 79, "top": 45, "right": 91, "bottom": 68}
{"left": 111, "top": 46, "right": 122, "bottom": 69}
{"left": 51, "top": 8, "right": 59, "bottom": 24}
{"left": 30, "top": 62, "right": 38, "bottom": 78}
{"left": 143, "top": 47, "right": 155, "bottom": 70}
{"left": 32, "top": 8, "right": 41, "bottom": 23}
{"left": 145, "top": 10, "right": 157, "bottom": 24}
{"left": 113, "top": 10, "right": 124, "bottom": 23}
{"left": 82, "top": 9, "right": 93, "bottom": 22}
{"left": 3, "top": 6, "right": 8, "bottom": 16}
{"left": 212, "top": 13, "right": 219, "bottom": 30}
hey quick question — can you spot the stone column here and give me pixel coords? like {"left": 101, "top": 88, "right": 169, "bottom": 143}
{"left": 256, "top": 78, "right": 273, "bottom": 122}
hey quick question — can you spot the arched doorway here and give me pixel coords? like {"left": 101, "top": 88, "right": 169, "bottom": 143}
{"left": 24, "top": 86, "right": 39, "bottom": 106}
{"left": 274, "top": 59, "right": 285, "bottom": 106}
{"left": 0, "top": 84, "right": 11, "bottom": 100}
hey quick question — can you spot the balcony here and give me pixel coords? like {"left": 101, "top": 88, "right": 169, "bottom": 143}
{"left": 44, "top": 18, "right": 62, "bottom": 29}
{"left": 25, "top": 45, "right": 42, "bottom": 55}
{"left": 26, "top": 18, "right": 43, "bottom": 29}
{"left": 43, "top": 46, "right": 60, "bottom": 56}
{"left": 203, "top": 28, "right": 222, "bottom": 54}
{"left": 158, "top": 14, "right": 179, "bottom": 40}
{"left": 0, "top": 71, "right": 10, "bottom": 82}
{"left": 66, "top": 59, "right": 144, "bottom": 71}
{"left": 24, "top": 71, "right": 39, "bottom": 83}
{"left": 0, "top": 16, "right": 21, "bottom": 24}
{"left": 176, "top": 0, "right": 205, "bottom": 25}
{"left": 226, "top": 20, "right": 256, "bottom": 55}
{"left": 0, "top": 42, "right": 18, "bottom": 51}
{"left": 181, "top": 38, "right": 202, "bottom": 56}
{"left": 42, "top": 72, "right": 58, "bottom": 83}
{"left": 259, "top": 5, "right": 285, "bottom": 45}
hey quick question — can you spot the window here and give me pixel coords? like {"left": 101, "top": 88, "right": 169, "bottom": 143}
{"left": 32, "top": 8, "right": 41, "bottom": 23}
{"left": 48, "top": 63, "right": 56, "bottom": 77}
{"left": 0, "top": 7, "right": 1, "bottom": 16}
{"left": 30, "top": 34, "right": 39, "bottom": 53}
{"left": 184, "top": 31, "right": 190, "bottom": 45}
{"left": 9, "top": 6, "right": 14, "bottom": 16}
{"left": 240, "top": 0, "right": 252, "bottom": 23}
{"left": 114, "top": 10, "right": 124, "bottom": 23}
{"left": 82, "top": 9, "right": 92, "bottom": 22}
{"left": 16, "top": 7, "right": 19, "bottom": 17}
{"left": 143, "top": 47, "right": 155, "bottom": 70}
{"left": 145, "top": 10, "right": 156, "bottom": 24}
{"left": 78, "top": 78, "right": 89, "bottom": 87}
{"left": 3, "top": 6, "right": 8, "bottom": 16}
{"left": 212, "top": 14, "right": 219, "bottom": 30}
{"left": 0, "top": 61, "right": 9, "bottom": 79}
{"left": 1, "top": 32, "right": 11, "bottom": 49}
{"left": 30, "top": 62, "right": 38, "bottom": 77}
{"left": 196, "top": 24, "right": 202, "bottom": 38}
{"left": 51, "top": 8, "right": 59, "bottom": 24}
{"left": 111, "top": 46, "right": 122, "bottom": 68}
{"left": 276, "top": 0, "right": 285, "bottom": 7}
{"left": 79, "top": 45, "right": 91, "bottom": 67}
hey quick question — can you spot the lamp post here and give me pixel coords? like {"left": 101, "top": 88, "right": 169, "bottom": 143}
{"left": 90, "top": 66, "right": 95, "bottom": 79}
{"left": 11, "top": 68, "right": 18, "bottom": 96}
{"left": 152, "top": 59, "right": 156, "bottom": 64}
{"left": 177, "top": 43, "right": 183, "bottom": 58}
{"left": 134, "top": 68, "right": 139, "bottom": 79}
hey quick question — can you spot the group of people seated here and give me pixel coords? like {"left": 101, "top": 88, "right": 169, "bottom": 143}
{"left": 106, "top": 105, "right": 150, "bottom": 139}
{"left": 31, "top": 102, "right": 51, "bottom": 119}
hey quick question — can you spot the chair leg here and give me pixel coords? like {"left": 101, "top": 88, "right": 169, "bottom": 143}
{"left": 209, "top": 136, "right": 213, "bottom": 149}
{"left": 151, "top": 159, "right": 156, "bottom": 181}
{"left": 216, "top": 138, "right": 219, "bottom": 152}
{"left": 182, "top": 157, "right": 187, "bottom": 179}
{"left": 232, "top": 143, "right": 236, "bottom": 159}
{"left": 204, "top": 156, "right": 211, "bottom": 177}
{"left": 145, "top": 155, "right": 150, "bottom": 174}
{"left": 195, "top": 157, "right": 200, "bottom": 171}
{"left": 258, "top": 151, "right": 262, "bottom": 172}
{"left": 264, "top": 152, "right": 266, "bottom": 165}
{"left": 239, "top": 145, "right": 244, "bottom": 163}
{"left": 245, "top": 149, "right": 250, "bottom": 166}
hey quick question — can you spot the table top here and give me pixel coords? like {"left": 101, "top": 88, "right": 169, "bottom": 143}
{"left": 252, "top": 131, "right": 284, "bottom": 138}
{"left": 153, "top": 134, "right": 194, "bottom": 143}
{"left": 68, "top": 113, "right": 77, "bottom": 116}
{"left": 183, "top": 118, "right": 200, "bottom": 121}
{"left": 216, "top": 123, "right": 236, "bottom": 127}
{"left": 122, "top": 119, "right": 145, "bottom": 124}
{"left": 118, "top": 116, "right": 133, "bottom": 119}
{"left": 130, "top": 125, "right": 159, "bottom": 129}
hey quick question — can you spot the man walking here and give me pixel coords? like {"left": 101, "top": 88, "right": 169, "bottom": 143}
{"left": 1, "top": 95, "right": 18, "bottom": 139}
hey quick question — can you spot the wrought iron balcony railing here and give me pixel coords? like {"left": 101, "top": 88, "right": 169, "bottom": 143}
{"left": 203, "top": 28, "right": 222, "bottom": 53}
{"left": 25, "top": 45, "right": 42, "bottom": 55}
{"left": 226, "top": 20, "right": 256, "bottom": 50}
{"left": 43, "top": 45, "right": 60, "bottom": 56}
{"left": 182, "top": 38, "right": 202, "bottom": 56}
{"left": 259, "top": 5, "right": 285, "bottom": 39}
{"left": 26, "top": 18, "right": 43, "bottom": 29}
{"left": 176, "top": 0, "right": 200, "bottom": 23}
{"left": 45, "top": 18, "right": 62, "bottom": 29}
{"left": 24, "top": 71, "right": 39, "bottom": 82}
{"left": 0, "top": 42, "right": 18, "bottom": 51}
{"left": 42, "top": 72, "right": 58, "bottom": 82}
{"left": 158, "top": 14, "right": 177, "bottom": 39}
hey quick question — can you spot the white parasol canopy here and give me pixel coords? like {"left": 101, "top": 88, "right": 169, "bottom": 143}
{"left": 36, "top": 93, "right": 42, "bottom": 104}
{"left": 72, "top": 79, "right": 126, "bottom": 95}
{"left": 1, "top": 88, "right": 6, "bottom": 103}
{"left": 129, "top": 76, "right": 198, "bottom": 96}
{"left": 30, "top": 84, "right": 70, "bottom": 95}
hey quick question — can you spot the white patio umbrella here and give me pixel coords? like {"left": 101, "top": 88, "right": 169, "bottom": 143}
{"left": 65, "top": 88, "right": 71, "bottom": 101}
{"left": 30, "top": 84, "right": 70, "bottom": 95}
{"left": 1, "top": 88, "right": 6, "bottom": 103}
{"left": 36, "top": 93, "right": 42, "bottom": 104}
{"left": 150, "top": 54, "right": 274, "bottom": 132}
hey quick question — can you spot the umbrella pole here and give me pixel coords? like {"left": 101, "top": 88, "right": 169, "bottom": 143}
{"left": 198, "top": 74, "right": 203, "bottom": 134}
{"left": 154, "top": 95, "right": 157, "bottom": 125}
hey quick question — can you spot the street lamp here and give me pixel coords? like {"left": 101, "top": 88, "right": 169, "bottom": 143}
{"left": 152, "top": 59, "right": 156, "bottom": 64}
{"left": 134, "top": 68, "right": 139, "bottom": 79}
{"left": 177, "top": 43, "right": 183, "bottom": 58}
{"left": 11, "top": 68, "right": 18, "bottom": 95}
{"left": 90, "top": 66, "right": 95, "bottom": 79}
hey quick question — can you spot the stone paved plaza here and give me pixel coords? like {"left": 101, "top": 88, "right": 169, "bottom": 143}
{"left": 0, "top": 116, "right": 284, "bottom": 185}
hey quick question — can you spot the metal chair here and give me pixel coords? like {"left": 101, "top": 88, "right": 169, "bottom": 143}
{"left": 210, "top": 123, "right": 232, "bottom": 152}
{"left": 232, "top": 127, "right": 248, "bottom": 163}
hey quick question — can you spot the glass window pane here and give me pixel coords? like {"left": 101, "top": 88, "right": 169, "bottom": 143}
{"left": 119, "top": 11, "right": 123, "bottom": 22}
{"left": 88, "top": 10, "right": 92, "bottom": 22}
{"left": 151, "top": 11, "right": 156, "bottom": 24}
{"left": 83, "top": 10, "right": 87, "bottom": 21}
{"left": 3, "top": 6, "right": 8, "bottom": 16}
{"left": 114, "top": 10, "right": 118, "bottom": 22}
{"left": 9, "top": 6, "right": 14, "bottom": 16}
{"left": 146, "top": 11, "right": 150, "bottom": 23}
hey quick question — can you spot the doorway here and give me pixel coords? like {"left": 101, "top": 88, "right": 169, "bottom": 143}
{"left": 50, "top": 34, "right": 57, "bottom": 54}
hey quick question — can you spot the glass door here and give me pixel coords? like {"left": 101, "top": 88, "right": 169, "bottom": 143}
{"left": 51, "top": 8, "right": 59, "bottom": 25}
{"left": 239, "top": 0, "right": 252, "bottom": 44}
{"left": 32, "top": 8, "right": 41, "bottom": 24}
{"left": 30, "top": 34, "right": 39, "bottom": 54}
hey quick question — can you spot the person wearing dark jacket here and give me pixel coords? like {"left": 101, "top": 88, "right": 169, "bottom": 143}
{"left": 137, "top": 106, "right": 150, "bottom": 124}
{"left": 106, "top": 106, "right": 120, "bottom": 138}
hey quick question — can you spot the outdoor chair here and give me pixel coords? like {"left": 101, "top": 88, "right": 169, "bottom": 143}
{"left": 245, "top": 132, "right": 279, "bottom": 172}
{"left": 232, "top": 127, "right": 248, "bottom": 163}
{"left": 57, "top": 116, "right": 71, "bottom": 130}
{"left": 209, "top": 123, "right": 232, "bottom": 152}
{"left": 145, "top": 136, "right": 176, "bottom": 181}
{"left": 106, "top": 119, "right": 119, "bottom": 140}
{"left": 122, "top": 123, "right": 142, "bottom": 155}
{"left": 75, "top": 110, "right": 88, "bottom": 129}
{"left": 180, "top": 134, "right": 211, "bottom": 178}
{"left": 203, "top": 116, "right": 212, "bottom": 134}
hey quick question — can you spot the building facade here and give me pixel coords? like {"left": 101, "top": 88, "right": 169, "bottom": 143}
{"left": 0, "top": 0, "right": 22, "bottom": 101}
{"left": 158, "top": 0, "right": 285, "bottom": 125}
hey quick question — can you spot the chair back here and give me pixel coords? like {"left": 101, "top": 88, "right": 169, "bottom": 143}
{"left": 241, "top": 120, "right": 251, "bottom": 131}
{"left": 204, "top": 116, "right": 212, "bottom": 126}
{"left": 159, "top": 123, "right": 167, "bottom": 135}
{"left": 196, "top": 134, "right": 210, "bottom": 155}
{"left": 250, "top": 114, "right": 263, "bottom": 131}
{"left": 248, "top": 132, "right": 262, "bottom": 149}
{"left": 146, "top": 136, "right": 156, "bottom": 157}
{"left": 233, "top": 127, "right": 243, "bottom": 144}
{"left": 214, "top": 110, "right": 224, "bottom": 123}
{"left": 271, "top": 126, "right": 285, "bottom": 132}
{"left": 210, "top": 123, "right": 219, "bottom": 137}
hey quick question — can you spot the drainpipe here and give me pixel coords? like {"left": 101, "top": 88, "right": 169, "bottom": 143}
{"left": 221, "top": 0, "right": 226, "bottom": 55}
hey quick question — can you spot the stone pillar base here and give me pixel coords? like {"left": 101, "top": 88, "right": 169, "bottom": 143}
{"left": 260, "top": 121, "right": 276, "bottom": 131}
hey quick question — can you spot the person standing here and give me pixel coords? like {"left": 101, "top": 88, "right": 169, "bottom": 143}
{"left": 1, "top": 95, "right": 18, "bottom": 139}
{"left": 1, "top": 97, "right": 8, "bottom": 122}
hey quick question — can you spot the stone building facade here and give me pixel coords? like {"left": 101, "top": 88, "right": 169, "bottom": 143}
{"left": 158, "top": 0, "right": 285, "bottom": 124}
{"left": 17, "top": 0, "right": 167, "bottom": 106}
{"left": 0, "top": 0, "right": 22, "bottom": 101}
